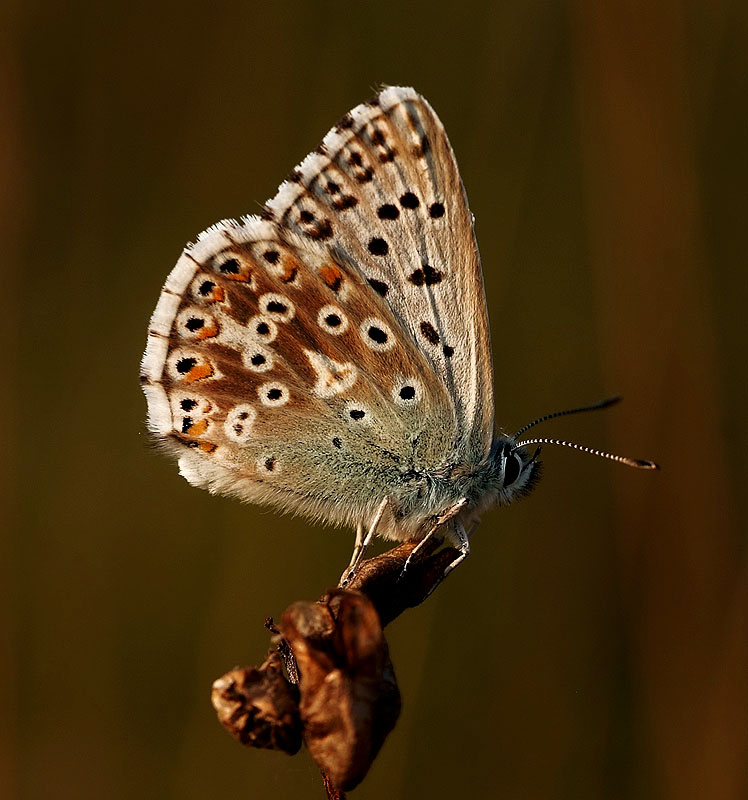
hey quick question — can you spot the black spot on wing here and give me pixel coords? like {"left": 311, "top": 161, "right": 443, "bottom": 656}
{"left": 368, "top": 237, "right": 388, "bottom": 256}
{"left": 377, "top": 204, "right": 399, "bottom": 220}
{"left": 177, "top": 357, "right": 197, "bottom": 373}
{"left": 408, "top": 264, "right": 443, "bottom": 286}
{"left": 419, "top": 321, "right": 440, "bottom": 345}
{"left": 367, "top": 278, "right": 389, "bottom": 297}
{"left": 367, "top": 326, "right": 387, "bottom": 344}
{"left": 400, "top": 192, "right": 419, "bottom": 209}
{"left": 332, "top": 194, "right": 358, "bottom": 211}
{"left": 218, "top": 258, "right": 240, "bottom": 274}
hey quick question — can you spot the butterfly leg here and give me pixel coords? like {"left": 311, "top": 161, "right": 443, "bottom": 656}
{"left": 416, "top": 520, "right": 472, "bottom": 600}
{"left": 339, "top": 497, "right": 390, "bottom": 585}
{"left": 346, "top": 522, "right": 366, "bottom": 567}
{"left": 399, "top": 528, "right": 441, "bottom": 579}
{"left": 442, "top": 520, "right": 470, "bottom": 579}
{"left": 401, "top": 497, "right": 468, "bottom": 577}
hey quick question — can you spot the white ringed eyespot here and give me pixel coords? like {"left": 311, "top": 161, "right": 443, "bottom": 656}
{"left": 317, "top": 304, "right": 349, "bottom": 335}
{"left": 258, "top": 382, "right": 290, "bottom": 407}
{"left": 392, "top": 378, "right": 422, "bottom": 407}
{"left": 359, "top": 317, "right": 394, "bottom": 352}
{"left": 259, "top": 293, "right": 295, "bottom": 322}
{"left": 224, "top": 405, "right": 256, "bottom": 443}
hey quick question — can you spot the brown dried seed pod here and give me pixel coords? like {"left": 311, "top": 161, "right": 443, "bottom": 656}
{"left": 211, "top": 651, "right": 302, "bottom": 754}
{"left": 280, "top": 590, "right": 401, "bottom": 792}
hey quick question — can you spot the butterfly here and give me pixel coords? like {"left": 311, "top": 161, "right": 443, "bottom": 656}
{"left": 140, "top": 86, "right": 657, "bottom": 580}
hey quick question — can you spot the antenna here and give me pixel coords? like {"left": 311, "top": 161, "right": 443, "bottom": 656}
{"left": 513, "top": 437, "right": 659, "bottom": 470}
{"left": 513, "top": 396, "right": 621, "bottom": 440}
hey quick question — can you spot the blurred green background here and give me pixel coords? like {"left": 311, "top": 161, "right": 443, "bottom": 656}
{"left": 3, "top": 1, "right": 747, "bottom": 798}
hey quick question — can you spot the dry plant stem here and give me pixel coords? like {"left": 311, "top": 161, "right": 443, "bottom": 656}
{"left": 320, "top": 771, "right": 346, "bottom": 800}
{"left": 212, "top": 538, "right": 459, "bottom": 799}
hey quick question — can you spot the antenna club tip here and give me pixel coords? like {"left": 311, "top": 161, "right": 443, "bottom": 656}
{"left": 631, "top": 459, "right": 660, "bottom": 470}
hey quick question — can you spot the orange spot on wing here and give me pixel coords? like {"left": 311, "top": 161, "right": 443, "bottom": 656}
{"left": 186, "top": 363, "right": 214, "bottom": 382}
{"left": 188, "top": 419, "right": 209, "bottom": 436}
{"left": 197, "top": 441, "right": 217, "bottom": 453}
{"left": 210, "top": 287, "right": 225, "bottom": 302}
{"left": 280, "top": 258, "right": 300, "bottom": 283}
{"left": 197, "top": 324, "right": 219, "bottom": 340}
{"left": 320, "top": 264, "right": 344, "bottom": 292}
{"left": 226, "top": 271, "right": 251, "bottom": 283}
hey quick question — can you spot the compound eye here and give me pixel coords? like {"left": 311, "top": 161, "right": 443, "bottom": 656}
{"left": 503, "top": 453, "right": 522, "bottom": 488}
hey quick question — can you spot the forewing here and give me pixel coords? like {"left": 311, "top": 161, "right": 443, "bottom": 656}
{"left": 264, "top": 86, "right": 494, "bottom": 462}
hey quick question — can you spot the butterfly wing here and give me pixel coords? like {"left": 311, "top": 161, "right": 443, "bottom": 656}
{"left": 266, "top": 87, "right": 494, "bottom": 463}
{"left": 141, "top": 87, "right": 493, "bottom": 537}
{"left": 140, "top": 216, "right": 457, "bottom": 533}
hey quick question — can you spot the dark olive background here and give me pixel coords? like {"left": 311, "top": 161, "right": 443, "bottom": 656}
{"left": 3, "top": 1, "right": 747, "bottom": 798}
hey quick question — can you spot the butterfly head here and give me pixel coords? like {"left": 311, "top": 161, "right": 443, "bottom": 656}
{"left": 482, "top": 396, "right": 660, "bottom": 512}
{"left": 488, "top": 436, "right": 543, "bottom": 506}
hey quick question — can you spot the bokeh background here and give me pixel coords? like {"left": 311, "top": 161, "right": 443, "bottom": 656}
{"left": 3, "top": 1, "right": 747, "bottom": 798}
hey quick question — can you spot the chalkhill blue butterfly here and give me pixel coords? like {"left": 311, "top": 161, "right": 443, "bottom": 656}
{"left": 141, "top": 86, "right": 657, "bottom": 580}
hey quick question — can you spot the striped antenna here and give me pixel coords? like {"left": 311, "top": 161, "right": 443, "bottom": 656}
{"left": 513, "top": 437, "right": 659, "bottom": 470}
{"left": 513, "top": 396, "right": 621, "bottom": 440}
